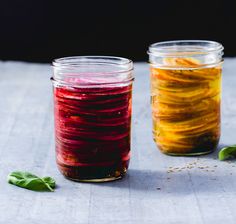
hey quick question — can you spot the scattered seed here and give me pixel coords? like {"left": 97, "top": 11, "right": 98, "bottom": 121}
{"left": 198, "top": 167, "right": 204, "bottom": 169}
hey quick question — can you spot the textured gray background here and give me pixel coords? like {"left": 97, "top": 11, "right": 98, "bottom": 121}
{"left": 0, "top": 60, "right": 236, "bottom": 224}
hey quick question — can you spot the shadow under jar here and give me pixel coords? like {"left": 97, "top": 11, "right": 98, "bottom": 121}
{"left": 148, "top": 40, "right": 224, "bottom": 156}
{"left": 51, "top": 56, "right": 134, "bottom": 182}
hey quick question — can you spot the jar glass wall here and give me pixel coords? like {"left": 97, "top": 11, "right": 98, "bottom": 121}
{"left": 52, "top": 56, "right": 134, "bottom": 182}
{"left": 148, "top": 40, "right": 224, "bottom": 155}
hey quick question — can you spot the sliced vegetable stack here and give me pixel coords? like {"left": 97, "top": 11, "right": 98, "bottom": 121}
{"left": 150, "top": 58, "right": 222, "bottom": 155}
{"left": 53, "top": 79, "right": 132, "bottom": 180}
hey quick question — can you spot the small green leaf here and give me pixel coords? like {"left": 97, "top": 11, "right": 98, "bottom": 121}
{"left": 218, "top": 145, "right": 236, "bottom": 161}
{"left": 8, "top": 171, "right": 56, "bottom": 192}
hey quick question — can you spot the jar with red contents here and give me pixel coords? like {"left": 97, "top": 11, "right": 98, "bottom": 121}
{"left": 51, "top": 56, "right": 134, "bottom": 182}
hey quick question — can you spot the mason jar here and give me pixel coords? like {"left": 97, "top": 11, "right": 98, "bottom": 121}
{"left": 148, "top": 40, "right": 224, "bottom": 155}
{"left": 51, "top": 56, "right": 134, "bottom": 182}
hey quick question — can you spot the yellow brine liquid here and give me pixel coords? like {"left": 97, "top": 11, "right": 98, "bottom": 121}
{"left": 150, "top": 58, "right": 222, "bottom": 155}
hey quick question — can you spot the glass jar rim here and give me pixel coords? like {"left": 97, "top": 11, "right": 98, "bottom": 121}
{"left": 52, "top": 55, "right": 133, "bottom": 74}
{"left": 148, "top": 40, "right": 224, "bottom": 57}
{"left": 52, "top": 56, "right": 134, "bottom": 87}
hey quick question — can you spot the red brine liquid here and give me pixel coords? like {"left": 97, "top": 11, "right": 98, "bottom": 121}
{"left": 53, "top": 79, "right": 132, "bottom": 181}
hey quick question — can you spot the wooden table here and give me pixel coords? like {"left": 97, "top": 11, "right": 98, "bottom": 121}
{"left": 0, "top": 59, "right": 236, "bottom": 224}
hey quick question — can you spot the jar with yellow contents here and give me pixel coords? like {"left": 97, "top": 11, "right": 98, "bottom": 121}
{"left": 148, "top": 40, "right": 224, "bottom": 155}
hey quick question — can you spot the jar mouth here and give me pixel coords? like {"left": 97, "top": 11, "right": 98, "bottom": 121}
{"left": 52, "top": 56, "right": 133, "bottom": 74}
{"left": 52, "top": 56, "right": 134, "bottom": 87}
{"left": 148, "top": 40, "right": 224, "bottom": 57}
{"left": 148, "top": 40, "right": 224, "bottom": 69}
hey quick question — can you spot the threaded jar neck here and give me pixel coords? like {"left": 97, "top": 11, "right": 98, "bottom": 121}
{"left": 52, "top": 56, "right": 134, "bottom": 87}
{"left": 148, "top": 40, "right": 224, "bottom": 69}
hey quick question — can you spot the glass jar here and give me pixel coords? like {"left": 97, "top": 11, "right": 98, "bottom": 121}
{"left": 148, "top": 40, "right": 224, "bottom": 155}
{"left": 51, "top": 56, "right": 134, "bottom": 182}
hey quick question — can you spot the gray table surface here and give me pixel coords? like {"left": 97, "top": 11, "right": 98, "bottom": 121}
{"left": 0, "top": 59, "right": 236, "bottom": 224}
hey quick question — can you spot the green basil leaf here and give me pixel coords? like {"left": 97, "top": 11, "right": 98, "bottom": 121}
{"left": 8, "top": 171, "right": 56, "bottom": 192}
{"left": 218, "top": 145, "right": 236, "bottom": 161}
